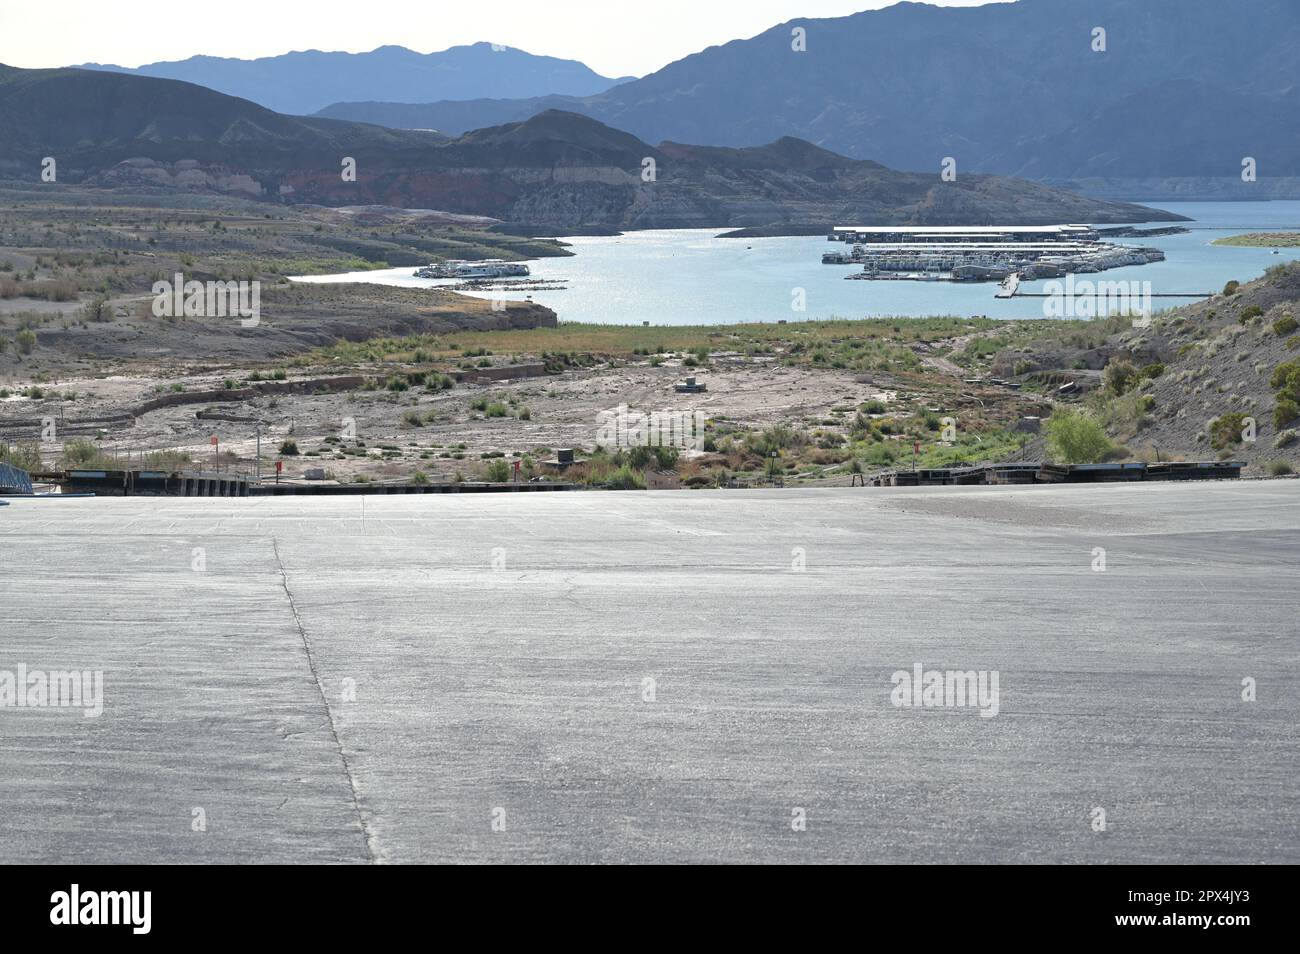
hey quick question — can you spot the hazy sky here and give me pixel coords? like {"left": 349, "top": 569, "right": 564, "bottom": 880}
{"left": 0, "top": 0, "right": 990, "bottom": 77}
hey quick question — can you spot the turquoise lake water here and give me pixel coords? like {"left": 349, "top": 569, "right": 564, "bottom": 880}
{"left": 292, "top": 201, "right": 1300, "bottom": 325}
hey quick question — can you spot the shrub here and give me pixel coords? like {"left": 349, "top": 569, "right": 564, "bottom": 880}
{"left": 604, "top": 464, "right": 646, "bottom": 490}
{"left": 61, "top": 438, "right": 114, "bottom": 469}
{"left": 1273, "top": 429, "right": 1297, "bottom": 449}
{"left": 1275, "top": 398, "right": 1299, "bottom": 430}
{"left": 1208, "top": 412, "right": 1249, "bottom": 450}
{"left": 861, "top": 399, "right": 887, "bottom": 414}
{"left": 411, "top": 470, "right": 430, "bottom": 485}
{"left": 485, "top": 402, "right": 508, "bottom": 418}
{"left": 1270, "top": 359, "right": 1300, "bottom": 402}
{"left": 279, "top": 439, "right": 299, "bottom": 456}
{"left": 652, "top": 445, "right": 680, "bottom": 469}
{"left": 401, "top": 409, "right": 425, "bottom": 427}
{"left": 484, "top": 459, "right": 511, "bottom": 482}
{"left": 1103, "top": 359, "right": 1139, "bottom": 396}
{"left": 1139, "top": 362, "right": 1165, "bottom": 380}
{"left": 0, "top": 442, "right": 42, "bottom": 471}
{"left": 15, "top": 328, "right": 36, "bottom": 354}
{"left": 1264, "top": 459, "right": 1294, "bottom": 477}
{"left": 1223, "top": 280, "right": 1240, "bottom": 296}
{"left": 1272, "top": 315, "right": 1299, "bottom": 337}
{"left": 1239, "top": 305, "right": 1263, "bottom": 323}
{"left": 1045, "top": 407, "right": 1113, "bottom": 464}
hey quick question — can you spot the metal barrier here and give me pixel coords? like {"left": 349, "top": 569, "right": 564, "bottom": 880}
{"left": 0, "top": 462, "right": 34, "bottom": 495}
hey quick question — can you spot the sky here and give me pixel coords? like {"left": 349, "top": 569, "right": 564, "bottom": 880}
{"left": 0, "top": 0, "right": 991, "bottom": 78}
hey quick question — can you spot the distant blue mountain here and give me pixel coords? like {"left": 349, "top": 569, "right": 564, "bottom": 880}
{"left": 76, "top": 43, "right": 634, "bottom": 116}
{"left": 315, "top": 0, "right": 1300, "bottom": 181}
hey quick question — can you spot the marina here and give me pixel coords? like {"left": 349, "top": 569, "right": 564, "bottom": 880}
{"left": 413, "top": 259, "right": 531, "bottom": 279}
{"left": 290, "top": 201, "right": 1300, "bottom": 324}
{"left": 825, "top": 224, "right": 1165, "bottom": 282}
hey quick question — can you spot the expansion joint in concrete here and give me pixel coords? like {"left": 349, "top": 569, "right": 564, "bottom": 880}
{"left": 271, "top": 536, "right": 378, "bottom": 863}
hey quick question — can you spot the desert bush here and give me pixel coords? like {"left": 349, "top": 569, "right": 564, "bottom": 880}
{"left": 15, "top": 329, "right": 36, "bottom": 354}
{"left": 1208, "top": 412, "right": 1249, "bottom": 450}
{"left": 1103, "top": 359, "right": 1139, "bottom": 396}
{"left": 1274, "top": 399, "right": 1299, "bottom": 430}
{"left": 279, "top": 439, "right": 299, "bottom": 456}
{"left": 1264, "top": 459, "right": 1294, "bottom": 477}
{"left": 1045, "top": 407, "right": 1113, "bottom": 464}
{"left": 1139, "top": 362, "right": 1165, "bottom": 380}
{"left": 60, "top": 438, "right": 116, "bottom": 469}
{"left": 1270, "top": 358, "right": 1300, "bottom": 402}
{"left": 604, "top": 464, "right": 646, "bottom": 489}
{"left": 0, "top": 442, "right": 42, "bottom": 471}
{"left": 484, "top": 459, "right": 511, "bottom": 482}
{"left": 1272, "top": 315, "right": 1299, "bottom": 337}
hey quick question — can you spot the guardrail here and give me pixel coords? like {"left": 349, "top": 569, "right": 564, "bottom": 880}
{"left": 868, "top": 460, "right": 1244, "bottom": 487}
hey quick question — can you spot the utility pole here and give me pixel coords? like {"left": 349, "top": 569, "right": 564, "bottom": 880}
{"left": 255, "top": 424, "right": 261, "bottom": 481}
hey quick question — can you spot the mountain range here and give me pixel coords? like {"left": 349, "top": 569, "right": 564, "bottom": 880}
{"left": 76, "top": 43, "right": 634, "bottom": 116}
{"left": 313, "top": 0, "right": 1300, "bottom": 187}
{"left": 0, "top": 64, "right": 1178, "bottom": 231}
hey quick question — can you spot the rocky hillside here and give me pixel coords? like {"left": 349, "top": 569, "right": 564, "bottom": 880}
{"left": 0, "top": 66, "right": 1177, "bottom": 231}
{"left": 316, "top": 0, "right": 1300, "bottom": 189}
{"left": 995, "top": 263, "right": 1300, "bottom": 473}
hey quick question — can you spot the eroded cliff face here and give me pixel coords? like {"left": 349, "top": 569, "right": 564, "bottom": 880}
{"left": 89, "top": 153, "right": 1172, "bottom": 231}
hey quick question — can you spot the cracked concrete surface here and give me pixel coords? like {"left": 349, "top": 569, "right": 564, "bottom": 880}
{"left": 1, "top": 482, "right": 1297, "bottom": 863}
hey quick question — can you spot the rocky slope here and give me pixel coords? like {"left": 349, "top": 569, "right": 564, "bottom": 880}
{"left": 995, "top": 263, "right": 1300, "bottom": 471}
{"left": 0, "top": 65, "right": 1179, "bottom": 231}
{"left": 317, "top": 0, "right": 1300, "bottom": 192}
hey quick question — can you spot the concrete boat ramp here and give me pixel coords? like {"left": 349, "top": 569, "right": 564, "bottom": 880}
{"left": 1, "top": 482, "right": 1297, "bottom": 863}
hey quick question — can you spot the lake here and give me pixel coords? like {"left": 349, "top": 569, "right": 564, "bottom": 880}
{"left": 290, "top": 201, "right": 1300, "bottom": 325}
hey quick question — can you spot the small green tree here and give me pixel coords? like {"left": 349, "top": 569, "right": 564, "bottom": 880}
{"left": 1103, "top": 359, "right": 1138, "bottom": 396}
{"left": 1045, "top": 407, "right": 1113, "bottom": 464}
